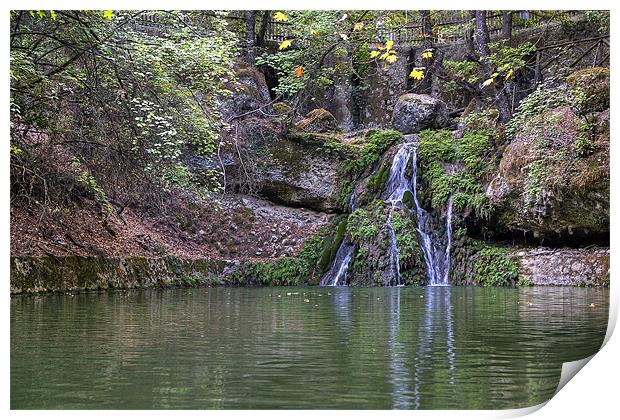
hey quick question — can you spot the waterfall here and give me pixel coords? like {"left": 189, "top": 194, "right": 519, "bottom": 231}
{"left": 409, "top": 136, "right": 453, "bottom": 286}
{"left": 383, "top": 137, "right": 453, "bottom": 286}
{"left": 320, "top": 243, "right": 355, "bottom": 286}
{"left": 383, "top": 144, "right": 415, "bottom": 286}
{"left": 348, "top": 189, "right": 358, "bottom": 213}
{"left": 320, "top": 191, "right": 357, "bottom": 287}
{"left": 321, "top": 136, "right": 455, "bottom": 287}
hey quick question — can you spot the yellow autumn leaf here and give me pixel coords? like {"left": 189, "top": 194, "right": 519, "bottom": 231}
{"left": 422, "top": 49, "right": 433, "bottom": 59}
{"left": 310, "top": 29, "right": 320, "bottom": 37}
{"left": 273, "top": 11, "right": 288, "bottom": 22}
{"left": 491, "top": 72, "right": 499, "bottom": 78}
{"left": 354, "top": 22, "right": 364, "bottom": 31}
{"left": 481, "top": 78, "right": 494, "bottom": 88}
{"left": 409, "top": 68, "right": 425, "bottom": 80}
{"left": 506, "top": 69, "right": 514, "bottom": 79}
{"left": 380, "top": 51, "right": 390, "bottom": 60}
{"left": 385, "top": 39, "right": 394, "bottom": 51}
{"left": 279, "top": 40, "right": 292, "bottom": 50}
{"left": 369, "top": 50, "right": 380, "bottom": 59}
{"left": 385, "top": 54, "right": 398, "bottom": 64}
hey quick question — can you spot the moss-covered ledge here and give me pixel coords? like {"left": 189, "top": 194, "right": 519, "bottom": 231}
{"left": 10, "top": 256, "right": 237, "bottom": 295}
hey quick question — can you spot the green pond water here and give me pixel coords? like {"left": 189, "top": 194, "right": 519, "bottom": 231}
{"left": 11, "top": 286, "right": 608, "bottom": 409}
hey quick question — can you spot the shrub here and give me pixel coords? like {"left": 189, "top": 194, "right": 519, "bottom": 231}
{"left": 473, "top": 247, "right": 519, "bottom": 287}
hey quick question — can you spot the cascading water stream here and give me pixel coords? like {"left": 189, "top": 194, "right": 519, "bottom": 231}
{"left": 322, "top": 136, "right": 454, "bottom": 287}
{"left": 383, "top": 143, "right": 415, "bottom": 286}
{"left": 320, "top": 243, "right": 355, "bottom": 286}
{"left": 406, "top": 135, "right": 453, "bottom": 286}
{"left": 320, "top": 191, "right": 357, "bottom": 286}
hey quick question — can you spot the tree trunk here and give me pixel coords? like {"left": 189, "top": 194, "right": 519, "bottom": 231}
{"left": 256, "top": 10, "right": 271, "bottom": 49}
{"left": 245, "top": 11, "right": 257, "bottom": 65}
{"left": 501, "top": 12, "right": 513, "bottom": 42}
{"left": 475, "top": 11, "right": 511, "bottom": 122}
{"left": 465, "top": 11, "right": 477, "bottom": 57}
{"left": 419, "top": 10, "right": 435, "bottom": 95}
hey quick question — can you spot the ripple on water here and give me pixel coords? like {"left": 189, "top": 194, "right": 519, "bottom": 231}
{"left": 11, "top": 286, "right": 608, "bottom": 409}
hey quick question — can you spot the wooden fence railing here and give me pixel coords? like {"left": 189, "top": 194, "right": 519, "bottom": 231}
{"left": 129, "top": 10, "right": 586, "bottom": 47}
{"left": 532, "top": 35, "right": 610, "bottom": 83}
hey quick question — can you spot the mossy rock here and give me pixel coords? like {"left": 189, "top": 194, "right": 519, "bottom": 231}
{"left": 273, "top": 102, "right": 292, "bottom": 115}
{"left": 567, "top": 67, "right": 610, "bottom": 112}
{"left": 402, "top": 190, "right": 414, "bottom": 209}
{"left": 295, "top": 108, "right": 338, "bottom": 132}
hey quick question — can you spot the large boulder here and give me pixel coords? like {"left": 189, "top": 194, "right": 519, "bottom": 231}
{"left": 225, "top": 126, "right": 351, "bottom": 213}
{"left": 391, "top": 93, "right": 449, "bottom": 133}
{"left": 566, "top": 67, "right": 610, "bottom": 112}
{"left": 220, "top": 65, "right": 273, "bottom": 120}
{"left": 295, "top": 108, "right": 338, "bottom": 133}
{"left": 486, "top": 104, "right": 609, "bottom": 241}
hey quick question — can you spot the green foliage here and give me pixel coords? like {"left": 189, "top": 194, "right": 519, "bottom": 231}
{"left": 487, "top": 40, "right": 535, "bottom": 77}
{"left": 523, "top": 158, "right": 548, "bottom": 209}
{"left": 331, "top": 218, "right": 348, "bottom": 260}
{"left": 336, "top": 180, "right": 354, "bottom": 211}
{"left": 347, "top": 199, "right": 385, "bottom": 242}
{"left": 506, "top": 85, "right": 570, "bottom": 139}
{"left": 344, "top": 130, "right": 402, "bottom": 175}
{"left": 461, "top": 108, "right": 500, "bottom": 135}
{"left": 473, "top": 246, "right": 519, "bottom": 287}
{"left": 317, "top": 245, "right": 333, "bottom": 273}
{"left": 417, "top": 129, "right": 493, "bottom": 217}
{"left": 76, "top": 171, "right": 112, "bottom": 214}
{"left": 247, "top": 228, "right": 327, "bottom": 286}
{"left": 10, "top": 11, "right": 236, "bottom": 200}
{"left": 256, "top": 11, "right": 398, "bottom": 101}
{"left": 256, "top": 50, "right": 309, "bottom": 97}
{"left": 317, "top": 216, "right": 350, "bottom": 273}
{"left": 575, "top": 119, "right": 597, "bottom": 157}
{"left": 367, "top": 162, "right": 390, "bottom": 194}
{"left": 402, "top": 190, "right": 414, "bottom": 209}
{"left": 585, "top": 11, "right": 610, "bottom": 34}
{"left": 391, "top": 212, "right": 423, "bottom": 268}
{"left": 444, "top": 60, "right": 479, "bottom": 84}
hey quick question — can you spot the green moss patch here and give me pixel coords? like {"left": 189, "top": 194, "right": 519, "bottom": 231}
{"left": 472, "top": 246, "right": 519, "bottom": 287}
{"left": 417, "top": 129, "right": 493, "bottom": 218}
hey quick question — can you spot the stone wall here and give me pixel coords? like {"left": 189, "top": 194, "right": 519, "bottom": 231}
{"left": 513, "top": 247, "right": 609, "bottom": 287}
{"left": 10, "top": 256, "right": 236, "bottom": 294}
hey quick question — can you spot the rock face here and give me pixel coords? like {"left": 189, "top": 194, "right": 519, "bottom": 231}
{"left": 513, "top": 247, "right": 609, "bottom": 287}
{"left": 257, "top": 133, "right": 342, "bottom": 212}
{"left": 486, "top": 104, "right": 609, "bottom": 242}
{"left": 486, "top": 68, "right": 610, "bottom": 243}
{"left": 295, "top": 108, "right": 338, "bottom": 133}
{"left": 10, "top": 256, "right": 235, "bottom": 294}
{"left": 566, "top": 67, "right": 610, "bottom": 112}
{"left": 391, "top": 94, "right": 449, "bottom": 134}
{"left": 226, "top": 130, "right": 347, "bottom": 213}
{"left": 220, "top": 65, "right": 273, "bottom": 120}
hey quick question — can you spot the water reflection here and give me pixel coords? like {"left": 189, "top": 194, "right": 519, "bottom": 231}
{"left": 387, "top": 287, "right": 458, "bottom": 409}
{"left": 11, "top": 286, "right": 608, "bottom": 409}
{"left": 388, "top": 287, "right": 411, "bottom": 409}
{"left": 332, "top": 287, "right": 352, "bottom": 332}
